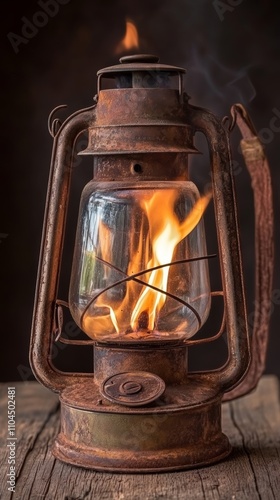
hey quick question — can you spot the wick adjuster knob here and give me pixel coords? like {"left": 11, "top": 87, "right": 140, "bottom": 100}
{"left": 119, "top": 380, "right": 142, "bottom": 395}
{"left": 101, "top": 371, "right": 166, "bottom": 407}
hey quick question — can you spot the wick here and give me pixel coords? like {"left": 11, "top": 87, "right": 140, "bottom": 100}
{"left": 138, "top": 311, "right": 149, "bottom": 330}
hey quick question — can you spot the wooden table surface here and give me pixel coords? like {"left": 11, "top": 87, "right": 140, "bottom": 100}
{"left": 0, "top": 376, "right": 279, "bottom": 500}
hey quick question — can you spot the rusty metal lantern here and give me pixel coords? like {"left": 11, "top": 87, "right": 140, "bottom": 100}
{"left": 30, "top": 54, "right": 274, "bottom": 472}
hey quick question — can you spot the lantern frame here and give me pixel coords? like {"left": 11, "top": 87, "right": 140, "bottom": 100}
{"left": 30, "top": 55, "right": 273, "bottom": 471}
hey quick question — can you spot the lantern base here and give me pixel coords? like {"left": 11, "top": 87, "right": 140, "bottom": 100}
{"left": 53, "top": 376, "right": 231, "bottom": 472}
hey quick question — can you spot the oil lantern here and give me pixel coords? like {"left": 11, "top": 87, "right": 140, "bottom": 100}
{"left": 30, "top": 54, "right": 273, "bottom": 471}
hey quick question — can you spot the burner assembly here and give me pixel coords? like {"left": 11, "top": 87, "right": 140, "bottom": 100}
{"left": 30, "top": 54, "right": 273, "bottom": 472}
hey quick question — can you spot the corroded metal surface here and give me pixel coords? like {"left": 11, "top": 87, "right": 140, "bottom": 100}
{"left": 93, "top": 343, "right": 188, "bottom": 386}
{"left": 54, "top": 375, "right": 231, "bottom": 472}
{"left": 93, "top": 153, "right": 190, "bottom": 181}
{"left": 80, "top": 89, "right": 198, "bottom": 156}
{"left": 55, "top": 345, "right": 230, "bottom": 470}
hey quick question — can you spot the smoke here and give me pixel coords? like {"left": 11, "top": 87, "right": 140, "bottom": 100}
{"left": 184, "top": 45, "right": 256, "bottom": 112}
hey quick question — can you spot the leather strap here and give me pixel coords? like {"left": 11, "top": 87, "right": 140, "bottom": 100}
{"left": 224, "top": 104, "right": 274, "bottom": 401}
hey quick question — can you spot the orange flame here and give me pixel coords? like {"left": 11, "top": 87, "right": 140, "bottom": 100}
{"left": 116, "top": 20, "right": 139, "bottom": 53}
{"left": 83, "top": 190, "right": 211, "bottom": 339}
{"left": 130, "top": 191, "right": 212, "bottom": 331}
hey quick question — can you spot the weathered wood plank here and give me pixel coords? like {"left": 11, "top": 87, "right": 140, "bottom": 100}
{"left": 0, "top": 377, "right": 279, "bottom": 500}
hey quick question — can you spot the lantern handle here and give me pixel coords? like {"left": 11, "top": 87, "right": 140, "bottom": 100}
{"left": 30, "top": 104, "right": 96, "bottom": 393}
{"left": 223, "top": 103, "right": 274, "bottom": 401}
{"left": 48, "top": 104, "right": 68, "bottom": 137}
{"left": 187, "top": 102, "right": 250, "bottom": 393}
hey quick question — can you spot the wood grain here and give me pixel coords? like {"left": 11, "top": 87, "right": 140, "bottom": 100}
{"left": 0, "top": 376, "right": 279, "bottom": 500}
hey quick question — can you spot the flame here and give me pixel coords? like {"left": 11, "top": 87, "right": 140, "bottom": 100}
{"left": 130, "top": 191, "right": 212, "bottom": 331}
{"left": 116, "top": 20, "right": 139, "bottom": 53}
{"left": 83, "top": 190, "right": 211, "bottom": 338}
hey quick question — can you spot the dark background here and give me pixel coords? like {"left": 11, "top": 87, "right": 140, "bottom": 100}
{"left": 1, "top": 0, "right": 279, "bottom": 381}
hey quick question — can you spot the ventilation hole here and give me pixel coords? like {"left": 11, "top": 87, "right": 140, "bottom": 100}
{"left": 133, "top": 164, "right": 143, "bottom": 174}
